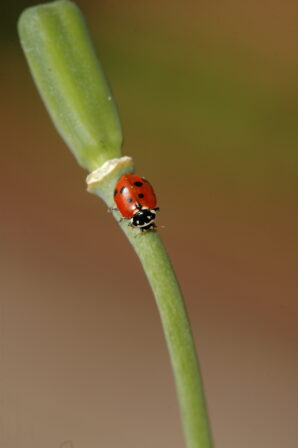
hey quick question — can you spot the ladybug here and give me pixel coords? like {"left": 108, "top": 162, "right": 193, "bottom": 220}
{"left": 113, "top": 174, "right": 159, "bottom": 231}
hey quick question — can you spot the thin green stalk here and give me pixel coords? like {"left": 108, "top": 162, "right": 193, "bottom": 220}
{"left": 18, "top": 2, "right": 213, "bottom": 447}
{"left": 87, "top": 159, "right": 213, "bottom": 447}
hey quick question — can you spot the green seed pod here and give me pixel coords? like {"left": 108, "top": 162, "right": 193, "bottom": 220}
{"left": 18, "top": 0, "right": 122, "bottom": 171}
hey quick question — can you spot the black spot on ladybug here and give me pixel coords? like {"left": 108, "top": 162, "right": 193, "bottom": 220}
{"left": 138, "top": 193, "right": 144, "bottom": 198}
{"left": 127, "top": 198, "right": 133, "bottom": 203}
{"left": 114, "top": 189, "right": 118, "bottom": 196}
{"left": 120, "top": 186, "right": 127, "bottom": 194}
{"left": 134, "top": 181, "right": 143, "bottom": 187}
{"left": 141, "top": 178, "right": 149, "bottom": 183}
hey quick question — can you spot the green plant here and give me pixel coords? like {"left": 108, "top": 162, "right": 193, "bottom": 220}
{"left": 18, "top": 1, "right": 213, "bottom": 447}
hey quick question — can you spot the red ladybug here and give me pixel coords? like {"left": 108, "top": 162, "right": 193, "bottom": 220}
{"left": 114, "top": 174, "right": 159, "bottom": 231}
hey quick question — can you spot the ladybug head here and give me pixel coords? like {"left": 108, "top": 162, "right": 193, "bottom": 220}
{"left": 131, "top": 208, "right": 157, "bottom": 231}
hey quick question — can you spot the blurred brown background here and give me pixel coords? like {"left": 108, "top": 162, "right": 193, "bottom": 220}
{"left": 1, "top": 1, "right": 297, "bottom": 447}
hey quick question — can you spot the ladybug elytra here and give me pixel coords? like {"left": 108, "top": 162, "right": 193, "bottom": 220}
{"left": 114, "top": 174, "right": 159, "bottom": 231}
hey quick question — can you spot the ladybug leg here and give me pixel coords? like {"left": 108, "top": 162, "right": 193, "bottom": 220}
{"left": 119, "top": 217, "right": 137, "bottom": 229}
{"left": 154, "top": 207, "right": 160, "bottom": 212}
{"left": 119, "top": 217, "right": 130, "bottom": 223}
{"left": 134, "top": 227, "right": 148, "bottom": 237}
{"left": 137, "top": 229, "right": 153, "bottom": 236}
{"left": 140, "top": 223, "right": 156, "bottom": 233}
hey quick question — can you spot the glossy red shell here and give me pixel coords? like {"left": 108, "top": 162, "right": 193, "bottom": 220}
{"left": 114, "top": 174, "right": 157, "bottom": 218}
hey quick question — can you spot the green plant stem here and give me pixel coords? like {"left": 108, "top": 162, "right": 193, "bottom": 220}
{"left": 129, "top": 232, "right": 212, "bottom": 448}
{"left": 134, "top": 234, "right": 212, "bottom": 448}
{"left": 87, "top": 159, "right": 213, "bottom": 448}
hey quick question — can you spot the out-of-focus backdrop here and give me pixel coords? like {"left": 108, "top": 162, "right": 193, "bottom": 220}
{"left": 1, "top": 1, "right": 297, "bottom": 447}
